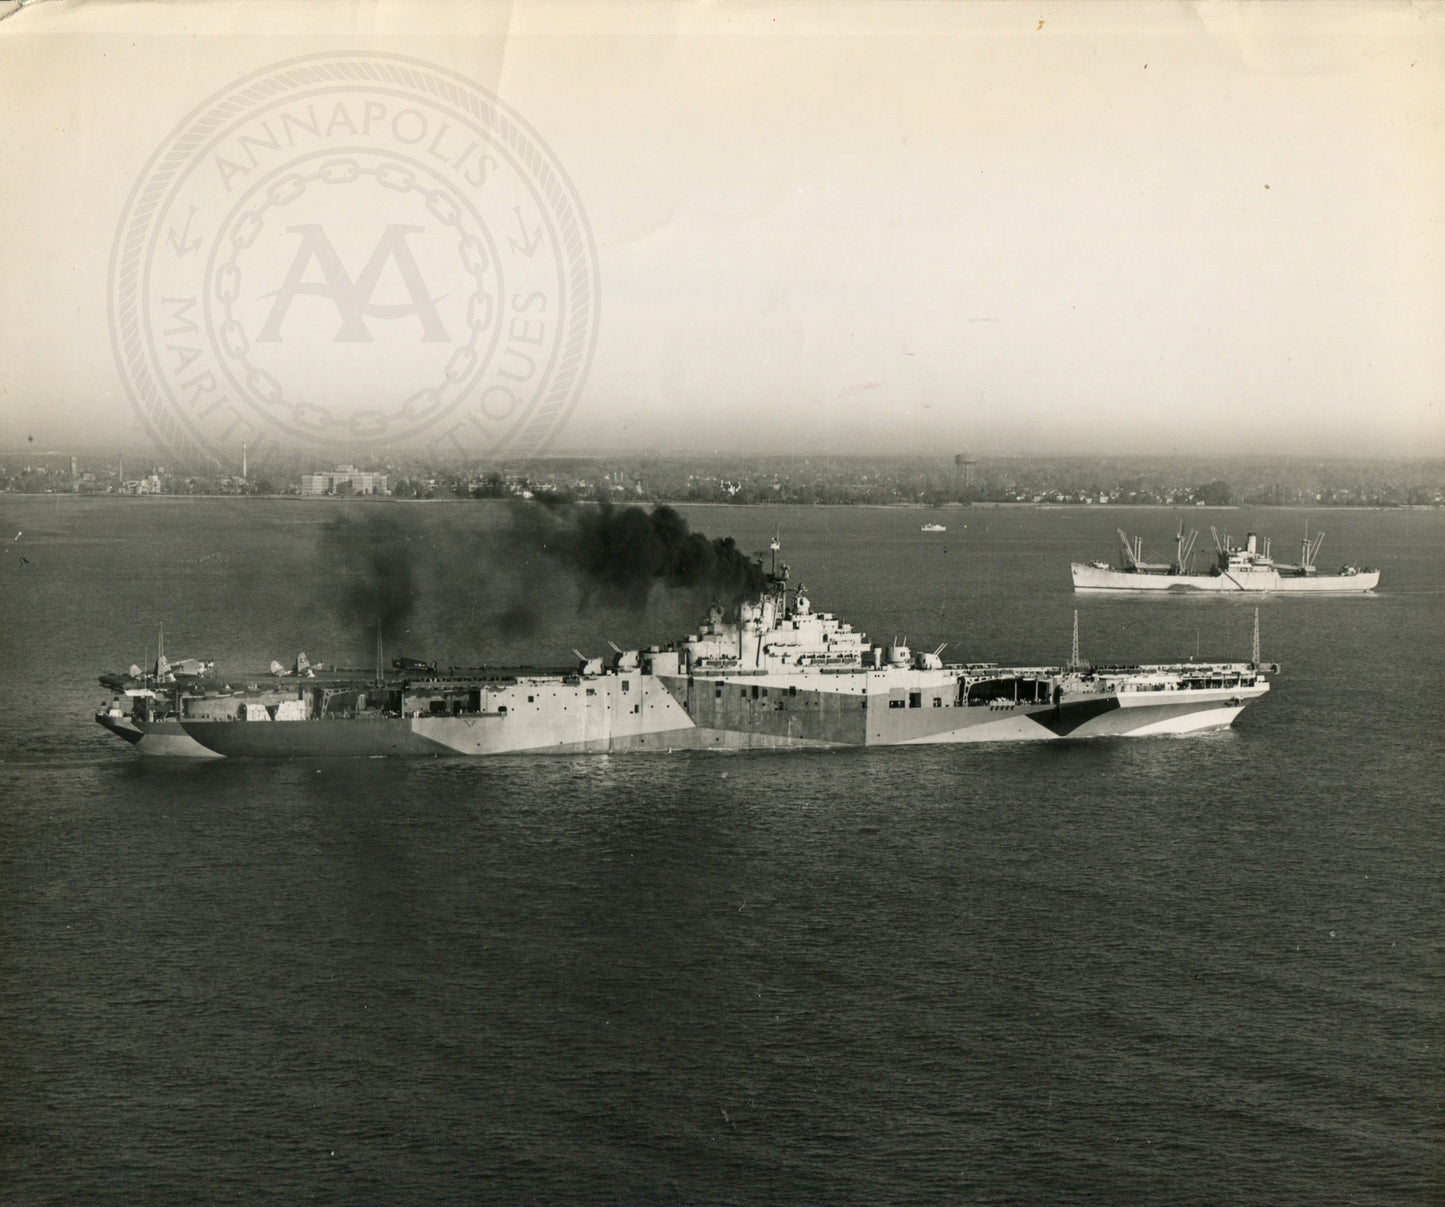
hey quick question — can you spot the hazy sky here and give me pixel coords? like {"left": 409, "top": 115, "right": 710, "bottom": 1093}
{"left": 1, "top": 0, "right": 1441, "bottom": 460}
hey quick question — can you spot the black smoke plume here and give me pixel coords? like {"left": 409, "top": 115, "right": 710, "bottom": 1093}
{"left": 502, "top": 502, "right": 766, "bottom": 613}
{"left": 316, "top": 502, "right": 765, "bottom": 650}
{"left": 318, "top": 510, "right": 418, "bottom": 644}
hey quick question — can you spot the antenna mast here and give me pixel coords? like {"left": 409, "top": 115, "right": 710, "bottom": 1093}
{"left": 1252, "top": 608, "right": 1260, "bottom": 667}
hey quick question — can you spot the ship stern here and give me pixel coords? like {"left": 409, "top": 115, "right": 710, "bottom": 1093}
{"left": 96, "top": 711, "right": 224, "bottom": 757}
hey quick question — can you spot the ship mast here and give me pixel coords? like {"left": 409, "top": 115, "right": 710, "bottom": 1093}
{"left": 767, "top": 530, "right": 790, "bottom": 618}
{"left": 1172, "top": 521, "right": 1198, "bottom": 573}
{"left": 1070, "top": 610, "right": 1080, "bottom": 669}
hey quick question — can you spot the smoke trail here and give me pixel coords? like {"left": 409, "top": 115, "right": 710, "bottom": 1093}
{"left": 318, "top": 510, "right": 418, "bottom": 644}
{"left": 315, "top": 501, "right": 764, "bottom": 648}
{"left": 502, "top": 501, "right": 766, "bottom": 615}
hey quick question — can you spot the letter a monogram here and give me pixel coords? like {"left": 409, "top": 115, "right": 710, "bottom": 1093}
{"left": 257, "top": 224, "right": 450, "bottom": 343}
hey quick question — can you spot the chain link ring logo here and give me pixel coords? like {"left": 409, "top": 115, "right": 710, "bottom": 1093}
{"left": 110, "top": 53, "right": 599, "bottom": 470}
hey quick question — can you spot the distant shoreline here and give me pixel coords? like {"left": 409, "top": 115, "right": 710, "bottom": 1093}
{"left": 2, "top": 493, "right": 1438, "bottom": 512}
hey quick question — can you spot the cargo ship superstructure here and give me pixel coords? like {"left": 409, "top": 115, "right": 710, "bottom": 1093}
{"left": 1072, "top": 525, "right": 1379, "bottom": 593}
{"left": 98, "top": 548, "right": 1274, "bottom": 758}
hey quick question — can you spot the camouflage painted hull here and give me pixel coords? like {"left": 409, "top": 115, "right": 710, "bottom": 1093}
{"left": 98, "top": 668, "right": 1266, "bottom": 757}
{"left": 1071, "top": 563, "right": 1379, "bottom": 592}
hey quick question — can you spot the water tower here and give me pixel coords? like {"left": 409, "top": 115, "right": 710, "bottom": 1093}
{"left": 954, "top": 452, "right": 977, "bottom": 497}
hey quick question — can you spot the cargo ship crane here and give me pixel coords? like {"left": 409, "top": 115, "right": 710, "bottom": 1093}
{"left": 1300, "top": 529, "right": 1325, "bottom": 572}
{"left": 1173, "top": 523, "right": 1199, "bottom": 574}
{"left": 1117, "top": 528, "right": 1143, "bottom": 569}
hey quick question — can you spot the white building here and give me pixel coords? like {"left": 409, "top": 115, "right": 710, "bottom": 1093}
{"left": 300, "top": 467, "right": 389, "bottom": 496}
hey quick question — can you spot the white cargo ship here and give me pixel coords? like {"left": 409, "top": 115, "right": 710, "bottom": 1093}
{"left": 1072, "top": 526, "right": 1379, "bottom": 593}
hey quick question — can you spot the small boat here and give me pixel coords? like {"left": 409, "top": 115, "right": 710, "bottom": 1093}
{"left": 920, "top": 522, "right": 947, "bottom": 533}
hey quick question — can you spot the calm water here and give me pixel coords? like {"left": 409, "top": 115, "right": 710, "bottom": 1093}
{"left": 1, "top": 498, "right": 1440, "bottom": 1205}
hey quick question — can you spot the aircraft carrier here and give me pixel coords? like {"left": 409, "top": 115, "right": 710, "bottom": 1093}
{"left": 98, "top": 543, "right": 1275, "bottom": 758}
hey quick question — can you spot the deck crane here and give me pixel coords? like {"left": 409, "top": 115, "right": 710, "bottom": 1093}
{"left": 1116, "top": 528, "right": 1172, "bottom": 573}
{"left": 1299, "top": 529, "right": 1325, "bottom": 571}
{"left": 1170, "top": 522, "right": 1199, "bottom": 574}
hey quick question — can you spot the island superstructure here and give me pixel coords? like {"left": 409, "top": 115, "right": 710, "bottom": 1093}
{"left": 1072, "top": 526, "right": 1379, "bottom": 593}
{"left": 98, "top": 544, "right": 1274, "bottom": 757}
